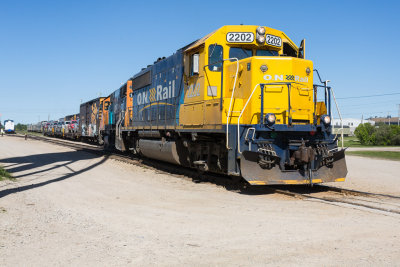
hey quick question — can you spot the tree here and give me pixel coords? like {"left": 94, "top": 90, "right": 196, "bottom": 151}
{"left": 15, "top": 123, "right": 27, "bottom": 131}
{"left": 354, "top": 123, "right": 376, "bottom": 145}
{"left": 355, "top": 123, "right": 400, "bottom": 146}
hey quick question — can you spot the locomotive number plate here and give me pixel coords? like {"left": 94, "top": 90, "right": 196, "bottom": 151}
{"left": 226, "top": 32, "right": 254, "bottom": 43}
{"left": 265, "top": 34, "right": 282, "bottom": 47}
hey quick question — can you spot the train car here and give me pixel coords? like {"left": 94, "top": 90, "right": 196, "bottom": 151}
{"left": 4, "top": 120, "right": 15, "bottom": 134}
{"left": 43, "top": 121, "right": 52, "bottom": 136}
{"left": 99, "top": 95, "right": 111, "bottom": 145}
{"left": 113, "top": 25, "right": 347, "bottom": 186}
{"left": 64, "top": 114, "right": 80, "bottom": 139}
{"left": 39, "top": 121, "right": 47, "bottom": 133}
{"left": 27, "top": 121, "right": 46, "bottom": 133}
{"left": 54, "top": 118, "right": 64, "bottom": 137}
{"left": 79, "top": 97, "right": 104, "bottom": 142}
{"left": 100, "top": 80, "right": 132, "bottom": 149}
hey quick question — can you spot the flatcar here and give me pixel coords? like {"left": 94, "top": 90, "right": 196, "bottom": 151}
{"left": 4, "top": 120, "right": 15, "bottom": 134}
{"left": 105, "top": 25, "right": 347, "bottom": 185}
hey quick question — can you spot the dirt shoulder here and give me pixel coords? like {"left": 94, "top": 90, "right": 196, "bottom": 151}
{"left": 0, "top": 135, "right": 399, "bottom": 266}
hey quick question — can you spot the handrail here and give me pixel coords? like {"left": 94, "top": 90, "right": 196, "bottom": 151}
{"left": 330, "top": 87, "right": 344, "bottom": 149}
{"left": 313, "top": 69, "right": 324, "bottom": 84}
{"left": 237, "top": 82, "right": 294, "bottom": 154}
{"left": 237, "top": 83, "right": 262, "bottom": 154}
{"left": 314, "top": 69, "right": 344, "bottom": 149}
{"left": 225, "top": 58, "right": 239, "bottom": 149}
{"left": 203, "top": 58, "right": 239, "bottom": 149}
{"left": 203, "top": 57, "right": 240, "bottom": 149}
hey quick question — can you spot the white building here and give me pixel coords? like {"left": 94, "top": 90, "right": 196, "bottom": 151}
{"left": 332, "top": 118, "right": 375, "bottom": 136}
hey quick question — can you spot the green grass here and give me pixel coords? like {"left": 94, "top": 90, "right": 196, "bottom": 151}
{"left": 346, "top": 151, "right": 400, "bottom": 161}
{"left": 0, "top": 165, "right": 14, "bottom": 181}
{"left": 16, "top": 130, "right": 43, "bottom": 137}
{"left": 339, "top": 136, "right": 366, "bottom": 147}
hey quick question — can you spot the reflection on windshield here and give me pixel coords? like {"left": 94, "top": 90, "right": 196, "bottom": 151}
{"left": 229, "top": 47, "right": 252, "bottom": 60}
{"left": 256, "top": 50, "right": 279, "bottom": 56}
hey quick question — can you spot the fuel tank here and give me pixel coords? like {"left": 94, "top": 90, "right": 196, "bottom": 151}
{"left": 138, "top": 139, "right": 182, "bottom": 165}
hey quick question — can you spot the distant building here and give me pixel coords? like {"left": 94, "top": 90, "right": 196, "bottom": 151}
{"left": 369, "top": 117, "right": 400, "bottom": 125}
{"left": 332, "top": 118, "right": 375, "bottom": 136}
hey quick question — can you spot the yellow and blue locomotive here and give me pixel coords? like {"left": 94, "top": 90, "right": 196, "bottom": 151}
{"left": 108, "top": 25, "right": 347, "bottom": 185}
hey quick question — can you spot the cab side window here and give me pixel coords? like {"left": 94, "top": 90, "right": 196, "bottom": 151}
{"left": 190, "top": 53, "right": 200, "bottom": 76}
{"left": 282, "top": 43, "right": 297, "bottom": 57}
{"left": 208, "top": 44, "right": 223, "bottom": 71}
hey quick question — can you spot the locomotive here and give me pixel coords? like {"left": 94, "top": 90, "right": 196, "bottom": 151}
{"left": 31, "top": 25, "right": 348, "bottom": 185}
{"left": 4, "top": 120, "right": 15, "bottom": 134}
{"left": 100, "top": 25, "right": 347, "bottom": 185}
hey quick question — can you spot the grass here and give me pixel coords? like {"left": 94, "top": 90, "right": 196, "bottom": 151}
{"left": 16, "top": 130, "right": 43, "bottom": 137}
{"left": 0, "top": 165, "right": 14, "bottom": 181}
{"left": 339, "top": 136, "right": 367, "bottom": 147}
{"left": 346, "top": 151, "right": 400, "bottom": 161}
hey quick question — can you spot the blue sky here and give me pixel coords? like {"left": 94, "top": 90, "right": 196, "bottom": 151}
{"left": 1, "top": 0, "right": 399, "bottom": 124}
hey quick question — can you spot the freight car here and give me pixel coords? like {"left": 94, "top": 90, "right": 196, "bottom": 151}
{"left": 104, "top": 25, "right": 347, "bottom": 185}
{"left": 64, "top": 114, "right": 80, "bottom": 139}
{"left": 27, "top": 121, "right": 47, "bottom": 133}
{"left": 79, "top": 97, "right": 104, "bottom": 142}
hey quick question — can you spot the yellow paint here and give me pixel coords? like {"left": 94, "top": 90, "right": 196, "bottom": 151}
{"left": 139, "top": 102, "right": 174, "bottom": 113}
{"left": 335, "top": 178, "right": 346, "bottom": 182}
{"left": 312, "top": 179, "right": 323, "bottom": 183}
{"left": 125, "top": 80, "right": 133, "bottom": 127}
{"left": 249, "top": 181, "right": 268, "bottom": 185}
{"left": 249, "top": 178, "right": 324, "bottom": 185}
{"left": 179, "top": 25, "right": 317, "bottom": 127}
{"left": 282, "top": 180, "right": 308, "bottom": 185}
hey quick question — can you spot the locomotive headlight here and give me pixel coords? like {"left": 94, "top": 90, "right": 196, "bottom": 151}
{"left": 260, "top": 64, "right": 268, "bottom": 72}
{"left": 256, "top": 35, "right": 266, "bottom": 44}
{"left": 256, "top": 26, "right": 266, "bottom": 35}
{"left": 265, "top": 113, "right": 276, "bottom": 125}
{"left": 321, "top": 115, "right": 331, "bottom": 125}
{"left": 306, "top": 67, "right": 311, "bottom": 75}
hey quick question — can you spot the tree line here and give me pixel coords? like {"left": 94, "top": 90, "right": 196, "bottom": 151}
{"left": 355, "top": 123, "right": 400, "bottom": 145}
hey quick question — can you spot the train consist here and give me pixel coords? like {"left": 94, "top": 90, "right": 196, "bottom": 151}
{"left": 29, "top": 25, "right": 347, "bottom": 185}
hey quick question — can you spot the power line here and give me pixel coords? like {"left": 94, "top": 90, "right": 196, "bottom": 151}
{"left": 336, "top": 92, "right": 400, "bottom": 100}
{"left": 339, "top": 99, "right": 400, "bottom": 107}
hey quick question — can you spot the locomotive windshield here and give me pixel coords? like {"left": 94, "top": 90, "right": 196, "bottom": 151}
{"left": 256, "top": 49, "right": 279, "bottom": 56}
{"left": 229, "top": 47, "right": 279, "bottom": 61}
{"left": 229, "top": 47, "right": 252, "bottom": 60}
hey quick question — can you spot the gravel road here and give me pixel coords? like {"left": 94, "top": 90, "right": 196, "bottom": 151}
{"left": 1, "top": 135, "right": 399, "bottom": 266}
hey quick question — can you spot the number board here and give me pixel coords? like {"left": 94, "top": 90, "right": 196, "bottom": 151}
{"left": 226, "top": 32, "right": 254, "bottom": 43}
{"left": 265, "top": 34, "right": 282, "bottom": 47}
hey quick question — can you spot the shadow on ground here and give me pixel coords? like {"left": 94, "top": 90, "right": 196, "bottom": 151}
{"left": 0, "top": 151, "right": 108, "bottom": 198}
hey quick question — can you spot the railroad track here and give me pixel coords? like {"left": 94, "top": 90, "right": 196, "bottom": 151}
{"left": 265, "top": 185, "right": 400, "bottom": 216}
{"left": 14, "top": 134, "right": 400, "bottom": 216}
{"left": 17, "top": 134, "right": 103, "bottom": 153}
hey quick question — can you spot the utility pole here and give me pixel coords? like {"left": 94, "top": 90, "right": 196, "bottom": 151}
{"left": 398, "top": 104, "right": 400, "bottom": 126}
